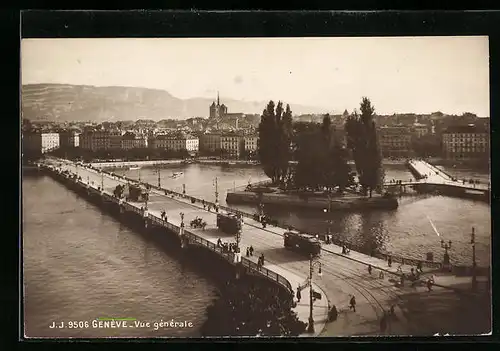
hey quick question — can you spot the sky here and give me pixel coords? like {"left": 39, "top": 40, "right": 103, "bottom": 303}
{"left": 21, "top": 37, "right": 490, "bottom": 116}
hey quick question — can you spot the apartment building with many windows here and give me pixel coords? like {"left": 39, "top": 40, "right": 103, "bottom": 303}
{"left": 442, "top": 124, "right": 489, "bottom": 160}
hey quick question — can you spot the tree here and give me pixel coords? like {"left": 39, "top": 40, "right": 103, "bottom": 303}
{"left": 201, "top": 277, "right": 306, "bottom": 337}
{"left": 258, "top": 101, "right": 294, "bottom": 185}
{"left": 345, "top": 97, "right": 384, "bottom": 197}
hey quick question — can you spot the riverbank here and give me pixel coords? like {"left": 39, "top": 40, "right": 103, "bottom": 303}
{"left": 227, "top": 190, "right": 398, "bottom": 211}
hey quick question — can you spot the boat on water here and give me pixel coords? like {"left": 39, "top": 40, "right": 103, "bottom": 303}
{"left": 171, "top": 171, "right": 184, "bottom": 178}
{"left": 129, "top": 166, "right": 141, "bottom": 170}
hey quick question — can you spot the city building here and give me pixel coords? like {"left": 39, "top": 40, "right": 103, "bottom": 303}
{"left": 79, "top": 131, "right": 109, "bottom": 151}
{"left": 150, "top": 133, "right": 199, "bottom": 153}
{"left": 378, "top": 126, "right": 412, "bottom": 158}
{"left": 244, "top": 135, "right": 259, "bottom": 153}
{"left": 411, "top": 123, "right": 430, "bottom": 138}
{"left": 23, "top": 132, "right": 60, "bottom": 154}
{"left": 442, "top": 124, "right": 489, "bottom": 160}
{"left": 121, "top": 132, "right": 147, "bottom": 150}
{"left": 59, "top": 131, "right": 80, "bottom": 149}
{"left": 108, "top": 131, "right": 123, "bottom": 150}
{"left": 200, "top": 133, "right": 222, "bottom": 152}
{"left": 221, "top": 132, "right": 245, "bottom": 158}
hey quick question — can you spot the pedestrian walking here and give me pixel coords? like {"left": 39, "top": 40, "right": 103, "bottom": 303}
{"left": 416, "top": 261, "right": 423, "bottom": 274}
{"left": 379, "top": 270, "right": 384, "bottom": 279}
{"left": 427, "top": 278, "right": 433, "bottom": 292}
{"left": 246, "top": 247, "right": 250, "bottom": 257}
{"left": 249, "top": 246, "right": 254, "bottom": 256}
{"left": 388, "top": 256, "right": 392, "bottom": 267}
{"left": 349, "top": 295, "right": 356, "bottom": 312}
{"left": 296, "top": 287, "right": 301, "bottom": 302}
{"left": 368, "top": 264, "right": 372, "bottom": 275}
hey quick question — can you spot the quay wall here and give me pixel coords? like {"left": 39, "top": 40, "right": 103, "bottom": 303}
{"left": 40, "top": 164, "right": 294, "bottom": 297}
{"left": 226, "top": 191, "right": 399, "bottom": 211}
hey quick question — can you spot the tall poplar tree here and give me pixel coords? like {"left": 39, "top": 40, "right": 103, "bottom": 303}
{"left": 345, "top": 97, "right": 384, "bottom": 197}
{"left": 258, "top": 101, "right": 294, "bottom": 186}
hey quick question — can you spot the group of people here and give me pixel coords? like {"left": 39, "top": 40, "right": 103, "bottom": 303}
{"left": 341, "top": 244, "right": 351, "bottom": 255}
{"left": 216, "top": 238, "right": 239, "bottom": 254}
{"left": 160, "top": 210, "right": 168, "bottom": 221}
{"left": 245, "top": 246, "right": 255, "bottom": 257}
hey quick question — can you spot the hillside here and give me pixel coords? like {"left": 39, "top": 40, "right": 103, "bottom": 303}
{"left": 21, "top": 84, "right": 329, "bottom": 122}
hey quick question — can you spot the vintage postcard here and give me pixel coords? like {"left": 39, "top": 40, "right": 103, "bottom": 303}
{"left": 21, "top": 34, "right": 491, "bottom": 338}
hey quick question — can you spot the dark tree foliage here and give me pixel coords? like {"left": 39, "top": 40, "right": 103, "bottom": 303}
{"left": 258, "top": 101, "right": 293, "bottom": 185}
{"left": 345, "top": 97, "right": 384, "bottom": 197}
{"left": 201, "top": 277, "right": 306, "bottom": 337}
{"left": 293, "top": 116, "right": 351, "bottom": 192}
{"left": 294, "top": 123, "right": 323, "bottom": 190}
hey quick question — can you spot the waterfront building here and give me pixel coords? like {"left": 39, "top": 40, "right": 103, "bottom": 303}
{"left": 411, "top": 122, "right": 431, "bottom": 138}
{"left": 79, "top": 130, "right": 109, "bottom": 151}
{"left": 200, "top": 133, "right": 222, "bottom": 152}
{"left": 243, "top": 135, "right": 259, "bottom": 152}
{"left": 121, "top": 132, "right": 148, "bottom": 149}
{"left": 150, "top": 133, "right": 199, "bottom": 153}
{"left": 221, "top": 132, "right": 245, "bottom": 158}
{"left": 23, "top": 131, "right": 60, "bottom": 154}
{"left": 378, "top": 126, "right": 412, "bottom": 158}
{"left": 59, "top": 131, "right": 80, "bottom": 149}
{"left": 108, "top": 131, "right": 123, "bottom": 150}
{"left": 442, "top": 124, "right": 489, "bottom": 160}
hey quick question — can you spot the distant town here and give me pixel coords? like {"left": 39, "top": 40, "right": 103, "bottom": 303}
{"left": 22, "top": 94, "right": 490, "bottom": 166}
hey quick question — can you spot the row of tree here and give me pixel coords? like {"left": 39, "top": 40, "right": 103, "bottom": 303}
{"left": 258, "top": 97, "right": 385, "bottom": 197}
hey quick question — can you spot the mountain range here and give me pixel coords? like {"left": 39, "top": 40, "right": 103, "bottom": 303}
{"left": 21, "top": 84, "right": 331, "bottom": 122}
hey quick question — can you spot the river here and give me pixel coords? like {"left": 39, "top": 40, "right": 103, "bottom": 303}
{"left": 22, "top": 174, "right": 218, "bottom": 338}
{"left": 111, "top": 162, "right": 491, "bottom": 267}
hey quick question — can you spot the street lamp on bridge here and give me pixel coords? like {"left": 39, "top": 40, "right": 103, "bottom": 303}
{"left": 441, "top": 239, "right": 452, "bottom": 266}
{"left": 471, "top": 227, "right": 477, "bottom": 290}
{"left": 323, "top": 194, "right": 332, "bottom": 242}
{"left": 214, "top": 177, "right": 219, "bottom": 207}
{"left": 307, "top": 254, "right": 322, "bottom": 334}
{"left": 156, "top": 167, "right": 161, "bottom": 188}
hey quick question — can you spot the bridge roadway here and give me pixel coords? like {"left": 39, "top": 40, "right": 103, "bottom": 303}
{"left": 407, "top": 160, "right": 489, "bottom": 191}
{"left": 46, "top": 158, "right": 470, "bottom": 336}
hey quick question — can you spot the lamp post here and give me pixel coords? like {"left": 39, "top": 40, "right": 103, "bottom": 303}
{"left": 307, "top": 254, "right": 322, "bottom": 334}
{"left": 440, "top": 239, "right": 452, "bottom": 266}
{"left": 183, "top": 183, "right": 186, "bottom": 195}
{"left": 101, "top": 171, "right": 104, "bottom": 192}
{"left": 157, "top": 167, "right": 161, "bottom": 188}
{"left": 323, "top": 194, "right": 332, "bottom": 241}
{"left": 471, "top": 227, "right": 477, "bottom": 290}
{"left": 144, "top": 192, "right": 149, "bottom": 211}
{"left": 214, "top": 176, "right": 219, "bottom": 207}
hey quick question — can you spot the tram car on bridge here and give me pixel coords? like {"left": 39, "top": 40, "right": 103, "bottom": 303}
{"left": 284, "top": 231, "right": 321, "bottom": 257}
{"left": 216, "top": 213, "right": 242, "bottom": 235}
{"left": 126, "top": 184, "right": 149, "bottom": 202}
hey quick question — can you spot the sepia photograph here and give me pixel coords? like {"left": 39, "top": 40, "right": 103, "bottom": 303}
{"left": 21, "top": 36, "right": 491, "bottom": 338}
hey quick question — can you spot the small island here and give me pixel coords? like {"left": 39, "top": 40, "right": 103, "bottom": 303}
{"left": 227, "top": 98, "right": 398, "bottom": 211}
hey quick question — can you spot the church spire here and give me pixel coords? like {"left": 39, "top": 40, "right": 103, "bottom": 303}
{"left": 217, "top": 91, "right": 220, "bottom": 106}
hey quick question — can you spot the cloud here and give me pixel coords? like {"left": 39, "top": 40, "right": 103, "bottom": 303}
{"left": 233, "top": 75, "right": 243, "bottom": 84}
